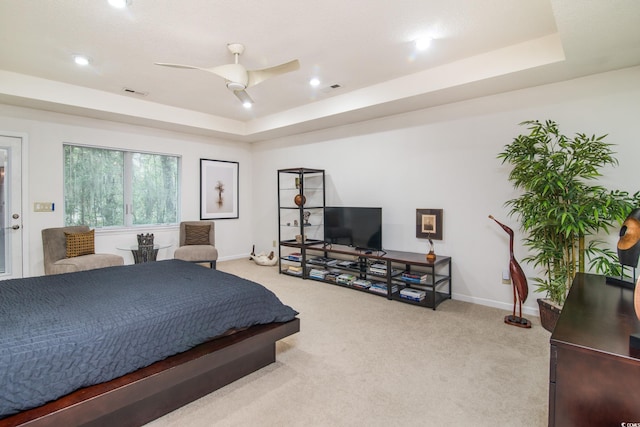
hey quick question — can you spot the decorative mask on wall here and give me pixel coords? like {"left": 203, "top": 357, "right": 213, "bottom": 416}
{"left": 618, "top": 208, "right": 640, "bottom": 268}
{"left": 619, "top": 209, "right": 640, "bottom": 328}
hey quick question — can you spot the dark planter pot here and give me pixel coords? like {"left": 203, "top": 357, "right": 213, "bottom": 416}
{"left": 538, "top": 298, "right": 562, "bottom": 333}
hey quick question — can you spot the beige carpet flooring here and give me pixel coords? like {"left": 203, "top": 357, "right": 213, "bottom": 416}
{"left": 146, "top": 259, "right": 550, "bottom": 427}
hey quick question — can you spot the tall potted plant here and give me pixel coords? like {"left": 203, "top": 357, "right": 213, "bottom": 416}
{"left": 498, "top": 120, "right": 639, "bottom": 331}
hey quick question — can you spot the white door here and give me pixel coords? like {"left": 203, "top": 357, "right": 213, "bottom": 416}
{"left": 0, "top": 135, "right": 23, "bottom": 279}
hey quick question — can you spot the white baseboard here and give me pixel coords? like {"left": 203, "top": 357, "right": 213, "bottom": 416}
{"left": 452, "top": 293, "right": 540, "bottom": 317}
{"left": 218, "top": 253, "right": 254, "bottom": 262}
{"left": 218, "top": 256, "right": 543, "bottom": 318}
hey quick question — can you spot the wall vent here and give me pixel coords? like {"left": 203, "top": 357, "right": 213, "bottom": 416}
{"left": 321, "top": 83, "right": 342, "bottom": 94}
{"left": 122, "top": 87, "right": 149, "bottom": 96}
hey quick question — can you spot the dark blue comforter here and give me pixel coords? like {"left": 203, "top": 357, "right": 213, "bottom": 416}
{"left": 0, "top": 259, "right": 298, "bottom": 418}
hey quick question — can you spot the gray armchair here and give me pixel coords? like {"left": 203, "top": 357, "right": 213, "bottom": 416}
{"left": 173, "top": 221, "right": 218, "bottom": 269}
{"left": 42, "top": 225, "right": 124, "bottom": 275}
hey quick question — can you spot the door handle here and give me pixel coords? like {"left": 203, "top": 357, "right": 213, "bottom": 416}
{"left": 6, "top": 225, "right": 20, "bottom": 230}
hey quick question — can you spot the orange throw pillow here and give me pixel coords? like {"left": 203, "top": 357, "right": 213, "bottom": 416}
{"left": 65, "top": 230, "right": 96, "bottom": 258}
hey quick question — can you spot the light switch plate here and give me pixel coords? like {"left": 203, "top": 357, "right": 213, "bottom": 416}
{"left": 34, "top": 202, "right": 54, "bottom": 212}
{"left": 502, "top": 269, "right": 511, "bottom": 285}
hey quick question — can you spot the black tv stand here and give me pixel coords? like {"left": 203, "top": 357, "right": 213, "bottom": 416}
{"left": 354, "top": 247, "right": 387, "bottom": 256}
{"left": 279, "top": 242, "right": 451, "bottom": 310}
{"left": 277, "top": 168, "right": 450, "bottom": 310}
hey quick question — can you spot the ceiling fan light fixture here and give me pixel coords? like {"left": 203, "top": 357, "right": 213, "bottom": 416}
{"left": 233, "top": 89, "right": 254, "bottom": 107}
{"left": 226, "top": 81, "right": 246, "bottom": 91}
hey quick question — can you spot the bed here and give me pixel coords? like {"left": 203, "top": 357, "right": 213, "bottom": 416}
{"left": 0, "top": 259, "right": 299, "bottom": 426}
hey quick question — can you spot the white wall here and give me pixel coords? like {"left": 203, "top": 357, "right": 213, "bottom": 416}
{"left": 0, "top": 106, "right": 254, "bottom": 276}
{"left": 1, "top": 66, "right": 638, "bottom": 314}
{"left": 252, "top": 66, "right": 640, "bottom": 315}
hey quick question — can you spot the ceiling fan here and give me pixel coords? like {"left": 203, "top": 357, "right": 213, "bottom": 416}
{"left": 154, "top": 43, "right": 300, "bottom": 106}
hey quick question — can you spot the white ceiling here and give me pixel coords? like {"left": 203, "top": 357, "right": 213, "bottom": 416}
{"left": 0, "top": 0, "right": 639, "bottom": 142}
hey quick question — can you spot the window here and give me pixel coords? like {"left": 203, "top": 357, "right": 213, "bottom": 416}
{"left": 64, "top": 145, "right": 180, "bottom": 228}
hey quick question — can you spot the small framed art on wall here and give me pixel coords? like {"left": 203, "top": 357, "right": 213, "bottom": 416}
{"left": 416, "top": 208, "right": 443, "bottom": 240}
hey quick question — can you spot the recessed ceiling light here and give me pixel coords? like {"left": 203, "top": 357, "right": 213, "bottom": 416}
{"left": 243, "top": 101, "right": 252, "bottom": 109}
{"left": 309, "top": 78, "right": 321, "bottom": 87}
{"left": 414, "top": 37, "right": 432, "bottom": 51}
{"left": 73, "top": 55, "right": 91, "bottom": 66}
{"left": 108, "top": 0, "right": 131, "bottom": 9}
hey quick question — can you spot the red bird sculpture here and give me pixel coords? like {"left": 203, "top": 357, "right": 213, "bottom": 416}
{"left": 489, "top": 215, "right": 531, "bottom": 328}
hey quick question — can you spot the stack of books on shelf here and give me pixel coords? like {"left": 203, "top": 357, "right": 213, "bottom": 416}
{"left": 368, "top": 282, "right": 398, "bottom": 295}
{"left": 286, "top": 253, "right": 302, "bottom": 262}
{"left": 352, "top": 279, "right": 371, "bottom": 289}
{"left": 400, "top": 287, "right": 427, "bottom": 302}
{"left": 337, "top": 260, "right": 358, "bottom": 269}
{"left": 309, "top": 268, "right": 329, "bottom": 280}
{"left": 309, "top": 256, "right": 336, "bottom": 265}
{"left": 401, "top": 271, "right": 428, "bottom": 284}
{"left": 337, "top": 273, "right": 356, "bottom": 286}
{"left": 285, "top": 265, "right": 303, "bottom": 276}
{"left": 325, "top": 272, "right": 339, "bottom": 282}
{"left": 369, "top": 262, "right": 387, "bottom": 276}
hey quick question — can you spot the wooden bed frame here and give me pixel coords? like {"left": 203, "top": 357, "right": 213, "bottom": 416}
{"left": 1, "top": 318, "right": 300, "bottom": 427}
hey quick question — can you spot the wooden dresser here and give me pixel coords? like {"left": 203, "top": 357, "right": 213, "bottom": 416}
{"left": 549, "top": 273, "right": 640, "bottom": 426}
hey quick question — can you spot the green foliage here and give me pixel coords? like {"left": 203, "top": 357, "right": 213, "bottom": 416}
{"left": 64, "top": 145, "right": 124, "bottom": 227}
{"left": 498, "top": 120, "right": 640, "bottom": 305}
{"left": 131, "top": 152, "right": 179, "bottom": 225}
{"left": 64, "top": 145, "right": 179, "bottom": 228}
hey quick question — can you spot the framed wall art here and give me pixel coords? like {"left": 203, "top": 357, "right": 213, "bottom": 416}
{"left": 200, "top": 159, "right": 239, "bottom": 219}
{"left": 416, "top": 208, "right": 443, "bottom": 240}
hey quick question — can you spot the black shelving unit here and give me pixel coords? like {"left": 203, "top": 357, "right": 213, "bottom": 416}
{"left": 277, "top": 168, "right": 325, "bottom": 277}
{"left": 277, "top": 168, "right": 451, "bottom": 310}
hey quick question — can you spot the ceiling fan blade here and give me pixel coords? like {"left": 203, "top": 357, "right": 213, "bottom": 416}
{"left": 247, "top": 59, "right": 300, "bottom": 87}
{"left": 155, "top": 45, "right": 296, "bottom": 107}
{"left": 155, "top": 62, "right": 248, "bottom": 87}
{"left": 206, "top": 63, "right": 248, "bottom": 87}
{"left": 154, "top": 62, "right": 202, "bottom": 70}
{"left": 233, "top": 89, "right": 254, "bottom": 105}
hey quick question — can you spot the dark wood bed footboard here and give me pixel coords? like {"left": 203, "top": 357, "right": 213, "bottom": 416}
{"left": 1, "top": 318, "right": 300, "bottom": 427}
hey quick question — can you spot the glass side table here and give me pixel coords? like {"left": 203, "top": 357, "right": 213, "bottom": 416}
{"left": 117, "top": 244, "right": 171, "bottom": 264}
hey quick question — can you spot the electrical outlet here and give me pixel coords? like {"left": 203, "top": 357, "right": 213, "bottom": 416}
{"left": 272, "top": 240, "right": 277, "bottom": 247}
{"left": 502, "top": 269, "right": 511, "bottom": 285}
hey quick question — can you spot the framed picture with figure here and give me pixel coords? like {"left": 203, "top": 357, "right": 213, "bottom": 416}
{"left": 200, "top": 159, "right": 239, "bottom": 219}
{"left": 416, "top": 209, "right": 443, "bottom": 240}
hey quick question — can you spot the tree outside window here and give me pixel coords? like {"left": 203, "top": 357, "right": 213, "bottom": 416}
{"left": 64, "top": 145, "right": 180, "bottom": 228}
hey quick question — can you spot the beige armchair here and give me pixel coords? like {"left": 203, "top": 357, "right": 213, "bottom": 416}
{"left": 173, "top": 221, "right": 218, "bottom": 269}
{"left": 42, "top": 226, "right": 124, "bottom": 275}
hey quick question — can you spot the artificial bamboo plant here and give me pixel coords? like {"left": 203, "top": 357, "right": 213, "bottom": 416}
{"left": 498, "top": 120, "right": 639, "bottom": 305}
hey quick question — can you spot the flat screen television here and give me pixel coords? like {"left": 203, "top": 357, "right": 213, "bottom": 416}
{"left": 324, "top": 207, "right": 382, "bottom": 252}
